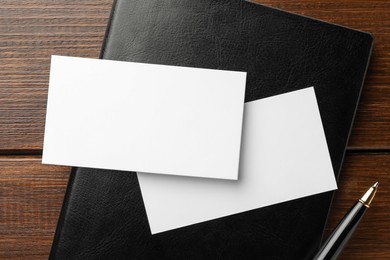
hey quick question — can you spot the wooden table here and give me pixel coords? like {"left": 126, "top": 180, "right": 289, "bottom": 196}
{"left": 0, "top": 1, "right": 389, "bottom": 259}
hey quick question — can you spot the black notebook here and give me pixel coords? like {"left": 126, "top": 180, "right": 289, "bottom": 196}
{"left": 49, "top": 0, "right": 373, "bottom": 259}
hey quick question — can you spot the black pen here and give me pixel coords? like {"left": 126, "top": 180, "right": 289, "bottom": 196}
{"left": 313, "top": 182, "right": 378, "bottom": 260}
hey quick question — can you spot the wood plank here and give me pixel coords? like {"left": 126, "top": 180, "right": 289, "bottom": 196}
{"left": 324, "top": 153, "right": 390, "bottom": 259}
{"left": 0, "top": 154, "right": 389, "bottom": 259}
{"left": 0, "top": 0, "right": 389, "bottom": 151}
{"left": 0, "top": 0, "right": 112, "bottom": 151}
{"left": 0, "top": 157, "right": 70, "bottom": 259}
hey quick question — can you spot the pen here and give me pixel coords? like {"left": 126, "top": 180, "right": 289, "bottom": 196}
{"left": 313, "top": 182, "right": 378, "bottom": 260}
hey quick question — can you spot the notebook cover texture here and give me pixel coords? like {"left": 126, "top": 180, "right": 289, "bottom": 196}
{"left": 49, "top": 0, "right": 373, "bottom": 259}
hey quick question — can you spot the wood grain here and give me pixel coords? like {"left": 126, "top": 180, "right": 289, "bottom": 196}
{"left": 0, "top": 0, "right": 112, "bottom": 151}
{"left": 0, "top": 154, "right": 388, "bottom": 259}
{"left": 0, "top": 157, "right": 70, "bottom": 259}
{"left": 324, "top": 153, "right": 390, "bottom": 259}
{"left": 0, "top": 0, "right": 389, "bottom": 151}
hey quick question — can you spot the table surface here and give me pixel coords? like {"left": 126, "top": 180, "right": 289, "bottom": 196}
{"left": 0, "top": 1, "right": 389, "bottom": 259}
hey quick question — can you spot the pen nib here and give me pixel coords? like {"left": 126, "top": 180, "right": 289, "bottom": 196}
{"left": 359, "top": 182, "right": 378, "bottom": 208}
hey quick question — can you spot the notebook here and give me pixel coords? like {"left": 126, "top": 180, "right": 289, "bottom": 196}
{"left": 49, "top": 0, "right": 373, "bottom": 259}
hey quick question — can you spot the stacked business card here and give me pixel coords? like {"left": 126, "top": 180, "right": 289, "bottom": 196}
{"left": 43, "top": 55, "right": 337, "bottom": 234}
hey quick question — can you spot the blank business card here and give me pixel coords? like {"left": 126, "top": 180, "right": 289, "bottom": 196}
{"left": 137, "top": 87, "right": 337, "bottom": 234}
{"left": 43, "top": 55, "right": 246, "bottom": 180}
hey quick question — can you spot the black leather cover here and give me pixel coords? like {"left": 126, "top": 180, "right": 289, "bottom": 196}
{"left": 49, "top": 0, "right": 373, "bottom": 259}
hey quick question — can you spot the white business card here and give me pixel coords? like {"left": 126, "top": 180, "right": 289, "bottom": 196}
{"left": 137, "top": 87, "right": 337, "bottom": 234}
{"left": 43, "top": 55, "right": 246, "bottom": 180}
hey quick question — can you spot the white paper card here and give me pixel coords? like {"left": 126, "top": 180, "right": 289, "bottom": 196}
{"left": 43, "top": 55, "right": 246, "bottom": 180}
{"left": 138, "top": 87, "right": 337, "bottom": 234}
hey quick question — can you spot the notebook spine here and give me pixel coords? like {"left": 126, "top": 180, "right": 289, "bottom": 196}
{"left": 49, "top": 168, "right": 78, "bottom": 259}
